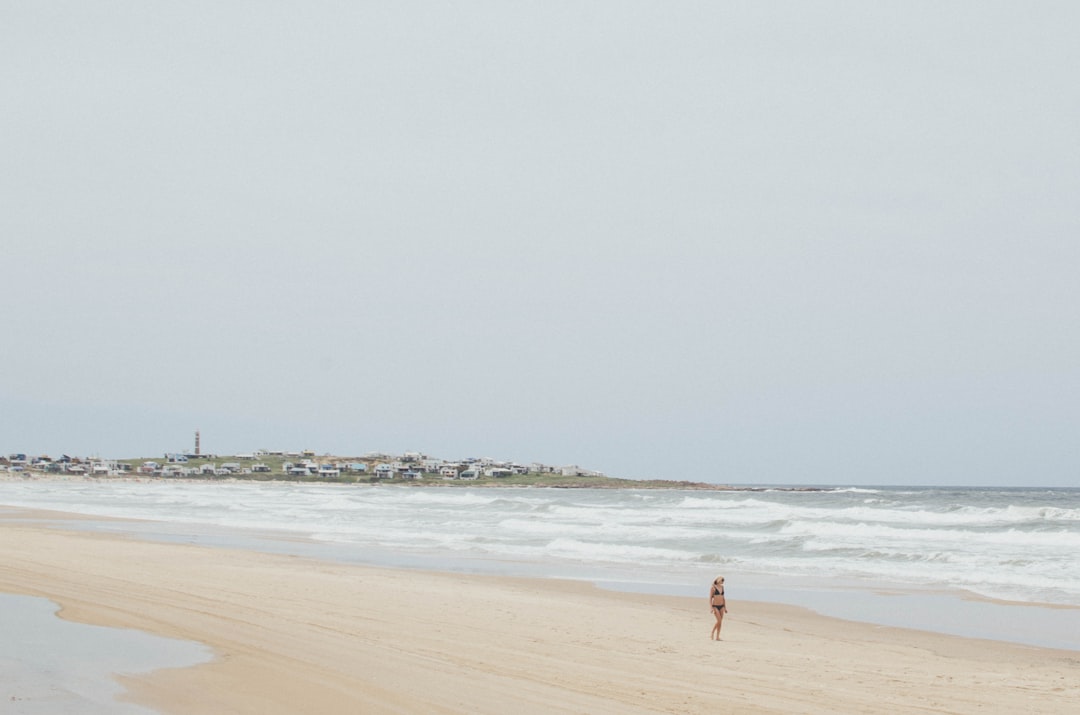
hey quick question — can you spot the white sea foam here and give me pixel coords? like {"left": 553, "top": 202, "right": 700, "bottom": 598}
{"left": 3, "top": 480, "right": 1079, "bottom": 606}
{"left": 544, "top": 537, "right": 696, "bottom": 563}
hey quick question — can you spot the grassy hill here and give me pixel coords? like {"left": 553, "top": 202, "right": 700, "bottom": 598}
{"left": 115, "top": 455, "right": 729, "bottom": 490}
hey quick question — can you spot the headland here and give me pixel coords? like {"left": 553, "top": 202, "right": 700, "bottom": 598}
{"left": 3, "top": 449, "right": 822, "bottom": 490}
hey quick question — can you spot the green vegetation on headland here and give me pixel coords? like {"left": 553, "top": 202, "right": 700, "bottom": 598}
{"left": 420, "top": 473, "right": 728, "bottom": 490}
{"left": 100, "top": 454, "right": 736, "bottom": 490}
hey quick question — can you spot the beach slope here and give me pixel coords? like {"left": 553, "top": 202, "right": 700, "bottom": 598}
{"left": 0, "top": 519, "right": 1076, "bottom": 714}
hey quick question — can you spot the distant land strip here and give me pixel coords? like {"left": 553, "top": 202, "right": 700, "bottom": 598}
{"left": 3, "top": 451, "right": 826, "bottom": 491}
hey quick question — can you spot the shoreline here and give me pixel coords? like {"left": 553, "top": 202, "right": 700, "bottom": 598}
{"left": 6, "top": 499, "right": 1080, "bottom": 652}
{"left": 2, "top": 514, "right": 1079, "bottom": 713}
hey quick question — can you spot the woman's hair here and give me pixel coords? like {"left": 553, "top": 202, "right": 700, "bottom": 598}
{"left": 714, "top": 575, "right": 724, "bottom": 584}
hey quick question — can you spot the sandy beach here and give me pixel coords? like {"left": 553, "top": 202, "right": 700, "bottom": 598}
{"left": 1, "top": 514, "right": 1077, "bottom": 714}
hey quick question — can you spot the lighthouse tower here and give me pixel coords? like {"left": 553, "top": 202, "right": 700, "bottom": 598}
{"left": 195, "top": 430, "right": 201, "bottom": 457}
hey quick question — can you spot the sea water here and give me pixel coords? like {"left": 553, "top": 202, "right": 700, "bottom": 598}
{"left": 3, "top": 480, "right": 1079, "bottom": 648}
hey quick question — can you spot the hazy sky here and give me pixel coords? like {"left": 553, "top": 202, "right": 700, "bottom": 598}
{"left": 3, "top": 1, "right": 1078, "bottom": 486}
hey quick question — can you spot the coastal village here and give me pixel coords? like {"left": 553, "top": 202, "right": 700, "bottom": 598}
{"left": 3, "top": 432, "right": 736, "bottom": 490}
{"left": 1, "top": 432, "right": 606, "bottom": 482}
{"left": 0, "top": 453, "right": 604, "bottom": 481}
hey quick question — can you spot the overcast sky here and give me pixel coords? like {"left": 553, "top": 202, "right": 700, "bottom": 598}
{"left": 3, "top": 1, "right": 1078, "bottom": 486}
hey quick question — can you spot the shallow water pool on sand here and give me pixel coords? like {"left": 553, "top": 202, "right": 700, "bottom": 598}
{"left": 0, "top": 594, "right": 213, "bottom": 715}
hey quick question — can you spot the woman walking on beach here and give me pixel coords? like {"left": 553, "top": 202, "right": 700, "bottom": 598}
{"left": 709, "top": 576, "right": 727, "bottom": 640}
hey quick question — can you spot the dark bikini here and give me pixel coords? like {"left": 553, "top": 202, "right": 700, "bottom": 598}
{"left": 711, "top": 586, "right": 726, "bottom": 613}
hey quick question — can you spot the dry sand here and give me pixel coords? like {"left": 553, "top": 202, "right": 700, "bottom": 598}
{"left": 1, "top": 516, "right": 1078, "bottom": 714}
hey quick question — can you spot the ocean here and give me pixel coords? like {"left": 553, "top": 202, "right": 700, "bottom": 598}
{"left": 3, "top": 479, "right": 1079, "bottom": 649}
